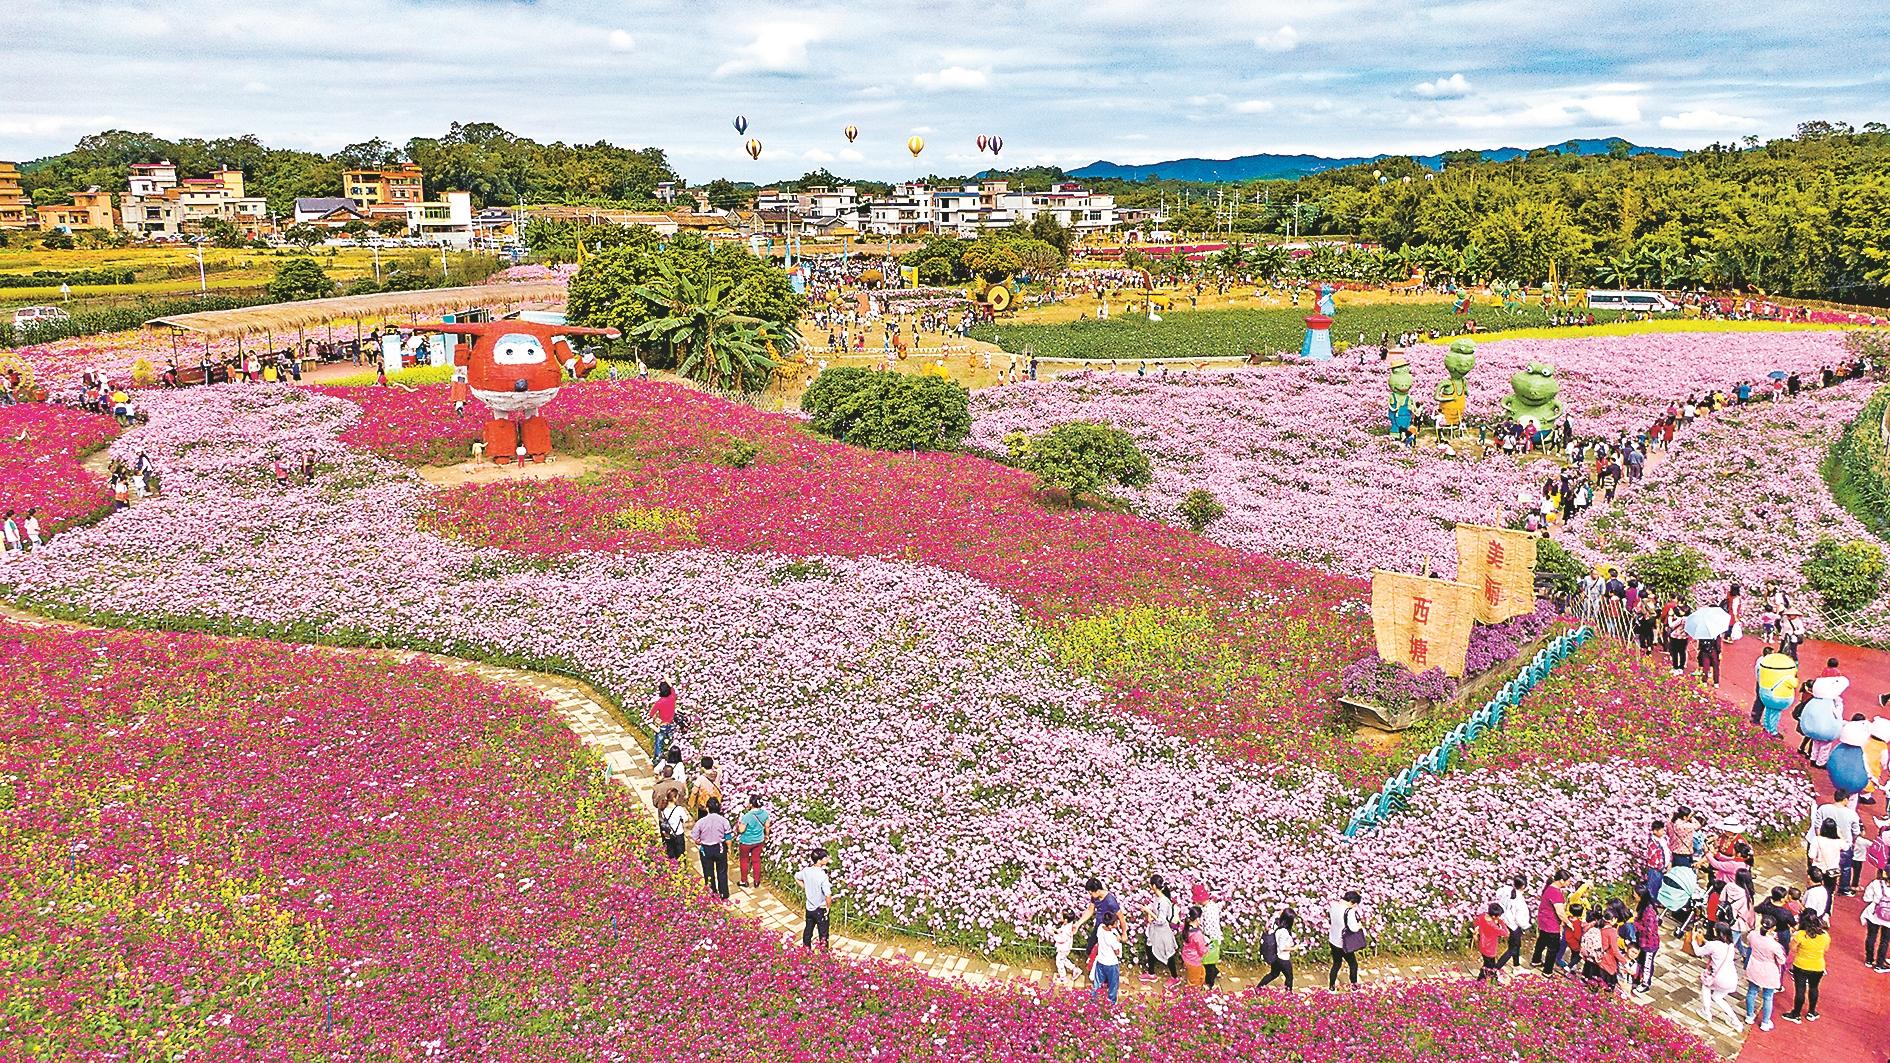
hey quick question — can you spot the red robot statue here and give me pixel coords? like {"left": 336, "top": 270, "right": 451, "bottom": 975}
{"left": 408, "top": 319, "right": 620, "bottom": 463}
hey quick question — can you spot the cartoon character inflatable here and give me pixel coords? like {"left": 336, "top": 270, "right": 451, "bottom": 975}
{"left": 1799, "top": 695, "right": 1843, "bottom": 744}
{"left": 1387, "top": 355, "right": 1415, "bottom": 435}
{"left": 409, "top": 319, "right": 620, "bottom": 464}
{"left": 1830, "top": 718, "right": 1872, "bottom": 794}
{"left": 1754, "top": 651, "right": 1798, "bottom": 733}
{"left": 1434, "top": 339, "right": 1475, "bottom": 427}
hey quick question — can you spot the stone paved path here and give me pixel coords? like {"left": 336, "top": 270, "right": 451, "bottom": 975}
{"left": 0, "top": 604, "right": 1751, "bottom": 1055}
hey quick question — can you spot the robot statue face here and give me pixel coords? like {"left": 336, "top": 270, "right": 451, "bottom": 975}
{"left": 491, "top": 334, "right": 549, "bottom": 366}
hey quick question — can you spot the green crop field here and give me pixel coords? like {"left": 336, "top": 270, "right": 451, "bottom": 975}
{"left": 970, "top": 301, "right": 1632, "bottom": 360}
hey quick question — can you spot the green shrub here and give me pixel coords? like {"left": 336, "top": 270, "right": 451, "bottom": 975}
{"left": 1178, "top": 489, "right": 1225, "bottom": 532}
{"left": 1533, "top": 537, "right": 1590, "bottom": 596}
{"left": 801, "top": 367, "right": 970, "bottom": 451}
{"left": 1017, "top": 422, "right": 1151, "bottom": 502}
{"left": 1827, "top": 384, "right": 1890, "bottom": 538}
{"left": 1804, "top": 536, "right": 1886, "bottom": 615}
{"left": 1627, "top": 543, "right": 1711, "bottom": 601}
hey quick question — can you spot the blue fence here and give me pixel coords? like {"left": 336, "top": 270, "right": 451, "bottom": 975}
{"left": 1342, "top": 626, "right": 1593, "bottom": 838}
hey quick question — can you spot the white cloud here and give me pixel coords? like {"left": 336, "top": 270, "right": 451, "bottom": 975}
{"left": 714, "top": 22, "right": 822, "bottom": 77}
{"left": 607, "top": 30, "right": 635, "bottom": 52}
{"left": 1413, "top": 73, "right": 1472, "bottom": 99}
{"left": 801, "top": 148, "right": 835, "bottom": 162}
{"left": 1439, "top": 95, "right": 1642, "bottom": 130}
{"left": 1118, "top": 133, "right": 1149, "bottom": 141}
{"left": 242, "top": 80, "right": 270, "bottom": 94}
{"left": 909, "top": 126, "right": 935, "bottom": 134}
{"left": 1658, "top": 108, "right": 1755, "bottom": 131}
{"left": 1254, "top": 26, "right": 1298, "bottom": 52}
{"left": 1233, "top": 99, "right": 1274, "bottom": 114}
{"left": 913, "top": 66, "right": 989, "bottom": 90}
{"left": 838, "top": 148, "right": 865, "bottom": 162}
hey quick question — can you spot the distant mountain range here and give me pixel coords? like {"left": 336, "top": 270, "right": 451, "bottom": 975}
{"left": 1069, "top": 139, "right": 1683, "bottom": 182}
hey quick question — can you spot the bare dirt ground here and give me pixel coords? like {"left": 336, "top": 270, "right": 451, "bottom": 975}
{"left": 411, "top": 452, "right": 610, "bottom": 487}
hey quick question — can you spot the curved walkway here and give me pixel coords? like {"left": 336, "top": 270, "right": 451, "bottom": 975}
{"left": 1716, "top": 636, "right": 1890, "bottom": 1063}
{"left": 0, "top": 600, "right": 1750, "bottom": 1055}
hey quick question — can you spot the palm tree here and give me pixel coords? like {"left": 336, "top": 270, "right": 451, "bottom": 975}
{"left": 1596, "top": 256, "right": 1636, "bottom": 288}
{"left": 630, "top": 258, "right": 794, "bottom": 394}
{"left": 1454, "top": 245, "right": 1488, "bottom": 286}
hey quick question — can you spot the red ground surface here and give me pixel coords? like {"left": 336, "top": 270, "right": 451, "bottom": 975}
{"left": 1715, "top": 636, "right": 1890, "bottom": 1063}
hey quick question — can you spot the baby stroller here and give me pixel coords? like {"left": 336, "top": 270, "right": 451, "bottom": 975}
{"left": 1656, "top": 865, "right": 1707, "bottom": 934}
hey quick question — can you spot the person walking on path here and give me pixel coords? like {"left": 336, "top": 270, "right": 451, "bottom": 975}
{"left": 1139, "top": 875, "right": 1179, "bottom": 978}
{"left": 1328, "top": 890, "right": 1367, "bottom": 988}
{"left": 651, "top": 681, "right": 678, "bottom": 764}
{"left": 1698, "top": 922, "right": 1740, "bottom": 1028}
{"left": 796, "top": 847, "right": 833, "bottom": 950}
{"left": 690, "top": 797, "right": 732, "bottom": 900}
{"left": 735, "top": 794, "right": 770, "bottom": 890}
{"left": 1744, "top": 914, "right": 1788, "bottom": 1031}
{"left": 1494, "top": 874, "right": 1530, "bottom": 972}
{"left": 1179, "top": 907, "right": 1210, "bottom": 987}
{"left": 1075, "top": 877, "right": 1121, "bottom": 974}
{"left": 654, "top": 789, "right": 688, "bottom": 864}
{"left": 1257, "top": 909, "right": 1296, "bottom": 989}
{"left": 1092, "top": 913, "right": 1125, "bottom": 1005}
{"left": 1533, "top": 869, "right": 1571, "bottom": 973}
{"left": 1474, "top": 903, "right": 1508, "bottom": 982}
{"left": 1630, "top": 891, "right": 1662, "bottom": 996}
{"left": 1191, "top": 882, "right": 1224, "bottom": 989}
{"left": 1861, "top": 867, "right": 1890, "bottom": 970}
{"left": 1782, "top": 909, "right": 1831, "bottom": 1023}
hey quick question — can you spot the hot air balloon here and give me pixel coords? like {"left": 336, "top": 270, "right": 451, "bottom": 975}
{"left": 989, "top": 135, "right": 1003, "bottom": 156}
{"left": 733, "top": 116, "right": 748, "bottom": 135}
{"left": 745, "top": 139, "right": 762, "bottom": 161}
{"left": 906, "top": 135, "right": 925, "bottom": 158}
{"left": 844, "top": 125, "right": 858, "bottom": 143}
{"left": 976, "top": 134, "right": 989, "bottom": 152}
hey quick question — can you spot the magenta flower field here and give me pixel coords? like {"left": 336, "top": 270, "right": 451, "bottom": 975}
{"left": 2, "top": 621, "right": 1718, "bottom": 1062}
{"left": 0, "top": 402, "right": 118, "bottom": 529}
{"left": 0, "top": 378, "right": 1811, "bottom": 959}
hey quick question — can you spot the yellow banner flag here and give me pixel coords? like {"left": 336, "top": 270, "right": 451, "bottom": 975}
{"left": 1453, "top": 524, "right": 1540, "bottom": 625}
{"left": 1370, "top": 571, "right": 1479, "bottom": 677}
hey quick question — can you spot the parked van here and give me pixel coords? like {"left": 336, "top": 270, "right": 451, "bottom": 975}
{"left": 1585, "top": 289, "right": 1679, "bottom": 313}
{"left": 10, "top": 305, "right": 71, "bottom": 330}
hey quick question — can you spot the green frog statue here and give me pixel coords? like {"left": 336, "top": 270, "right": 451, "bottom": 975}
{"left": 1387, "top": 354, "right": 1415, "bottom": 435}
{"left": 1502, "top": 360, "right": 1565, "bottom": 428}
{"left": 1434, "top": 339, "right": 1474, "bottom": 426}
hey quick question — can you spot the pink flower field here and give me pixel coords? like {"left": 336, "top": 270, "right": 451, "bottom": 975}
{"left": 2, "top": 620, "right": 1719, "bottom": 1062}
{"left": 0, "top": 381, "right": 1810, "bottom": 958}
{"left": 968, "top": 331, "right": 1855, "bottom": 577}
{"left": 0, "top": 402, "right": 118, "bottom": 530}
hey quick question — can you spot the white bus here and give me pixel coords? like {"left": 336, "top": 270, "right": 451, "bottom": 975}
{"left": 1586, "top": 289, "right": 1679, "bottom": 313}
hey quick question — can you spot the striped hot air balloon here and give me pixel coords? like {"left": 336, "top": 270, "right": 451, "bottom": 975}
{"left": 844, "top": 125, "right": 858, "bottom": 142}
{"left": 745, "top": 138, "right": 762, "bottom": 161}
{"left": 906, "top": 135, "right": 925, "bottom": 157}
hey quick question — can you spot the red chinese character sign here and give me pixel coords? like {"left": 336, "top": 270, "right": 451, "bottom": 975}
{"left": 1370, "top": 571, "right": 1478, "bottom": 677}
{"left": 409, "top": 320, "right": 619, "bottom": 464}
{"left": 1454, "top": 523, "right": 1539, "bottom": 624}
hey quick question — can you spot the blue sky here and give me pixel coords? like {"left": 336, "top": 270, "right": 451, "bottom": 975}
{"left": 3, "top": 0, "right": 1887, "bottom": 182}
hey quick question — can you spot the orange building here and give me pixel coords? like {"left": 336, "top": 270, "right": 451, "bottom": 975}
{"left": 344, "top": 164, "right": 424, "bottom": 207}
{"left": 0, "top": 162, "right": 33, "bottom": 229}
{"left": 35, "top": 187, "right": 117, "bottom": 230}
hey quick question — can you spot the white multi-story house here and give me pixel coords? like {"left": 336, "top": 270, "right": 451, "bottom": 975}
{"left": 997, "top": 182, "right": 1117, "bottom": 232}
{"left": 122, "top": 162, "right": 268, "bottom": 238}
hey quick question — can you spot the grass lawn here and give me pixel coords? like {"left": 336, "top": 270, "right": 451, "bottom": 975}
{"left": 969, "top": 300, "right": 1628, "bottom": 360}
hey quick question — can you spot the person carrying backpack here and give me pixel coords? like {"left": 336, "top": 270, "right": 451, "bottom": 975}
{"left": 1257, "top": 908, "right": 1296, "bottom": 989}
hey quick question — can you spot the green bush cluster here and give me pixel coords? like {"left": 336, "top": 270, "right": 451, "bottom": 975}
{"left": 0, "top": 268, "right": 138, "bottom": 289}
{"left": 1626, "top": 543, "right": 1711, "bottom": 601}
{"left": 1804, "top": 536, "right": 1886, "bottom": 615}
{"left": 802, "top": 368, "right": 970, "bottom": 451}
{"left": 1827, "top": 382, "right": 1890, "bottom": 538}
{"left": 1178, "top": 489, "right": 1226, "bottom": 532}
{"left": 1011, "top": 421, "right": 1151, "bottom": 503}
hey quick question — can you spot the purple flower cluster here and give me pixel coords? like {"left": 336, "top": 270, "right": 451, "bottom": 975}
{"left": 1343, "top": 599, "right": 1560, "bottom": 705}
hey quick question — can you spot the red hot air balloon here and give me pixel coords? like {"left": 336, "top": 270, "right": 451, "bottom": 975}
{"left": 733, "top": 115, "right": 748, "bottom": 135}
{"left": 976, "top": 134, "right": 988, "bottom": 152}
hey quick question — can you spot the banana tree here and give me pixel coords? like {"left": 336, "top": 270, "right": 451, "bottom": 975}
{"left": 630, "top": 257, "right": 795, "bottom": 394}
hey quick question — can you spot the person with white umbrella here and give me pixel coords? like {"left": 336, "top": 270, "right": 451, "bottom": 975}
{"left": 1686, "top": 603, "right": 1732, "bottom": 684}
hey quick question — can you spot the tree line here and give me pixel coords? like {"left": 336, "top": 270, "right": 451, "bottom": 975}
{"left": 20, "top": 123, "right": 679, "bottom": 218}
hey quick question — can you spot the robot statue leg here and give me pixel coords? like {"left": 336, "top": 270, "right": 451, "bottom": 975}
{"left": 520, "top": 415, "right": 552, "bottom": 463}
{"left": 484, "top": 418, "right": 518, "bottom": 464}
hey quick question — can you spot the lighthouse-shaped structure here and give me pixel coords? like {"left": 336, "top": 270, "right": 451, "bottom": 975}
{"left": 1300, "top": 313, "right": 1334, "bottom": 360}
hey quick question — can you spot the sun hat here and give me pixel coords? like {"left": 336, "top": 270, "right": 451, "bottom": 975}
{"left": 1190, "top": 882, "right": 1211, "bottom": 905}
